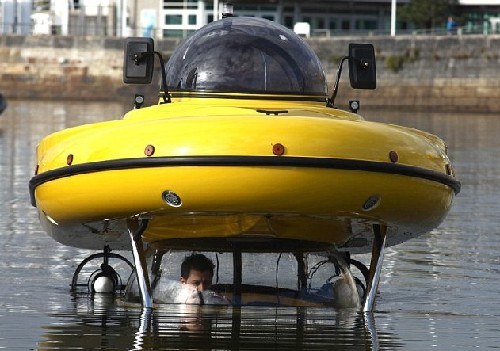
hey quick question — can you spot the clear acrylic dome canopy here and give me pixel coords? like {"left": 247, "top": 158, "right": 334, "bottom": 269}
{"left": 165, "top": 17, "right": 327, "bottom": 97}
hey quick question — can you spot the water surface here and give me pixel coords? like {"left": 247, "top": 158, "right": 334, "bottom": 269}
{"left": 1, "top": 100, "right": 499, "bottom": 350}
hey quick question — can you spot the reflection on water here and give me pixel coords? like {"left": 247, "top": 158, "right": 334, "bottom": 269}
{"left": 37, "top": 297, "right": 402, "bottom": 351}
{"left": 1, "top": 100, "right": 500, "bottom": 350}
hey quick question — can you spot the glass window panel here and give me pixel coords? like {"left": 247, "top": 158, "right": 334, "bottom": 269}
{"left": 165, "top": 14, "right": 182, "bottom": 25}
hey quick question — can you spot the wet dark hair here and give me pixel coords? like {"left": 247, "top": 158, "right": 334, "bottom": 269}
{"left": 181, "top": 253, "right": 215, "bottom": 279}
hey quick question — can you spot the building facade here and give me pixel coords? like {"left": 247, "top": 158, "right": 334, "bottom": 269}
{"left": 1, "top": 0, "right": 32, "bottom": 34}
{"left": 1, "top": 0, "right": 500, "bottom": 37}
{"left": 139, "top": 0, "right": 500, "bottom": 37}
{"left": 140, "top": 0, "right": 411, "bottom": 38}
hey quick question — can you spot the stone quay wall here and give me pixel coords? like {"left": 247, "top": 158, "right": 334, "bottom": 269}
{"left": 1, "top": 33, "right": 499, "bottom": 112}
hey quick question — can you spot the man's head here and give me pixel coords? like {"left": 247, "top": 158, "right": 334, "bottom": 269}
{"left": 180, "top": 253, "right": 215, "bottom": 292}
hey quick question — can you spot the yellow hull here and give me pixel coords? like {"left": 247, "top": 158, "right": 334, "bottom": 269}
{"left": 30, "top": 99, "right": 459, "bottom": 252}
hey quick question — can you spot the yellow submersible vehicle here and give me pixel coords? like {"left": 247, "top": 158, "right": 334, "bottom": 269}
{"left": 29, "top": 16, "right": 460, "bottom": 311}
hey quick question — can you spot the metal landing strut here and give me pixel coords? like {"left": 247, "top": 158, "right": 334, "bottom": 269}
{"left": 363, "top": 224, "right": 388, "bottom": 312}
{"left": 128, "top": 219, "right": 153, "bottom": 309}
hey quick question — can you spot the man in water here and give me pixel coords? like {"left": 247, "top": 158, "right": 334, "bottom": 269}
{"left": 180, "top": 253, "right": 215, "bottom": 293}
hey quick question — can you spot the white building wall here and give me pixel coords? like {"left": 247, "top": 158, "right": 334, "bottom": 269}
{"left": 82, "top": 0, "right": 111, "bottom": 16}
{"left": 53, "top": 0, "right": 69, "bottom": 35}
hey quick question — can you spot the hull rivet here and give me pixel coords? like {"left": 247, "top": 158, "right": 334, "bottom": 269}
{"left": 389, "top": 150, "right": 398, "bottom": 163}
{"left": 144, "top": 144, "right": 155, "bottom": 156}
{"left": 273, "top": 143, "right": 285, "bottom": 156}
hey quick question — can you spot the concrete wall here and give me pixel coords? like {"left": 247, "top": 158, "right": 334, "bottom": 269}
{"left": 1, "top": 33, "right": 499, "bottom": 112}
{"left": 311, "top": 34, "right": 500, "bottom": 112}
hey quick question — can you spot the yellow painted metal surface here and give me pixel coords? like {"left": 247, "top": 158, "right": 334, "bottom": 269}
{"left": 31, "top": 97, "right": 457, "bottom": 248}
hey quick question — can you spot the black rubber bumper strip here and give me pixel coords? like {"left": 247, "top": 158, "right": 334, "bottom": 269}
{"left": 29, "top": 155, "right": 461, "bottom": 207}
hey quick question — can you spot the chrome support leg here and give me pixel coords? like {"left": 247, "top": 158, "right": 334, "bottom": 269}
{"left": 128, "top": 219, "right": 153, "bottom": 309}
{"left": 364, "top": 312, "right": 379, "bottom": 350}
{"left": 363, "top": 224, "right": 387, "bottom": 312}
{"left": 131, "top": 307, "right": 152, "bottom": 351}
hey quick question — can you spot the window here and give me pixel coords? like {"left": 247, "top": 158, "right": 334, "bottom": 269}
{"left": 163, "top": 29, "right": 183, "bottom": 37}
{"left": 33, "top": 0, "right": 50, "bottom": 11}
{"left": 163, "top": 0, "right": 197, "bottom": 9}
{"left": 356, "top": 19, "right": 377, "bottom": 30}
{"left": 165, "top": 15, "right": 182, "bottom": 25}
